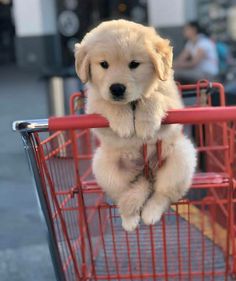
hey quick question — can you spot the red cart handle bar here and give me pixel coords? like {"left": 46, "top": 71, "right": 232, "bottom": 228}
{"left": 13, "top": 106, "right": 236, "bottom": 132}
{"left": 49, "top": 106, "right": 236, "bottom": 131}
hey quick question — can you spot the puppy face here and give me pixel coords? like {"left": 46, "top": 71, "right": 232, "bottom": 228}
{"left": 75, "top": 20, "right": 173, "bottom": 104}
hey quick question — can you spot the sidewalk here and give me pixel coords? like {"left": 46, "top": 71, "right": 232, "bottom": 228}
{"left": 0, "top": 65, "right": 56, "bottom": 281}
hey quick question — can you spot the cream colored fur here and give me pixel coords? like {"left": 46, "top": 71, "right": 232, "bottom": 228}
{"left": 74, "top": 20, "right": 197, "bottom": 231}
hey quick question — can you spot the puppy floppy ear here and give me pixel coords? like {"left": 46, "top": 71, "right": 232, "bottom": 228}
{"left": 74, "top": 43, "right": 90, "bottom": 83}
{"left": 146, "top": 37, "right": 173, "bottom": 81}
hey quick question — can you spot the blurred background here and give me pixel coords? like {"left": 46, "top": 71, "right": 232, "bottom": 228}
{"left": 0, "top": 0, "right": 236, "bottom": 280}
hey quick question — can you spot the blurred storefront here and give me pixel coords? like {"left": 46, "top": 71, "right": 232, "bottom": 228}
{"left": 12, "top": 0, "right": 148, "bottom": 71}
{"left": 1, "top": 0, "right": 236, "bottom": 110}
{"left": 0, "top": 0, "right": 236, "bottom": 71}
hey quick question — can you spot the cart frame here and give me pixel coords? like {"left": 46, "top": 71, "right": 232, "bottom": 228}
{"left": 14, "top": 104, "right": 236, "bottom": 281}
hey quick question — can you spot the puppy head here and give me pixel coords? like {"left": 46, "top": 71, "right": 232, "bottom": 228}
{"left": 75, "top": 20, "right": 173, "bottom": 103}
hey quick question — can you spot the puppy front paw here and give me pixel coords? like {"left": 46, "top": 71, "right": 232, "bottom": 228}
{"left": 109, "top": 114, "right": 134, "bottom": 138}
{"left": 141, "top": 197, "right": 168, "bottom": 225}
{"left": 121, "top": 214, "right": 140, "bottom": 232}
{"left": 134, "top": 99, "right": 165, "bottom": 140}
{"left": 135, "top": 119, "right": 161, "bottom": 140}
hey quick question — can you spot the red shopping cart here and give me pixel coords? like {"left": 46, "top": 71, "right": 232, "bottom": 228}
{"left": 14, "top": 82, "right": 236, "bottom": 281}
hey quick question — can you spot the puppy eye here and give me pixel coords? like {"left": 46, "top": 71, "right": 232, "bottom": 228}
{"left": 129, "top": 60, "right": 140, "bottom": 69}
{"left": 100, "top": 61, "right": 109, "bottom": 69}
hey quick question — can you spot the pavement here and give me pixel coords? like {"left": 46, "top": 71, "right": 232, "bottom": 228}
{"left": 0, "top": 65, "right": 56, "bottom": 281}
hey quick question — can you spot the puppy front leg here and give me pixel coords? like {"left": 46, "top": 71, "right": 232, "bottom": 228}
{"left": 118, "top": 175, "right": 151, "bottom": 231}
{"left": 108, "top": 105, "right": 135, "bottom": 138}
{"left": 93, "top": 148, "right": 151, "bottom": 231}
{"left": 142, "top": 136, "right": 197, "bottom": 225}
{"left": 135, "top": 96, "right": 166, "bottom": 140}
{"left": 87, "top": 99, "right": 135, "bottom": 138}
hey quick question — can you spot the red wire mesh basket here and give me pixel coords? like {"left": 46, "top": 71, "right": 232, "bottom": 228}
{"left": 14, "top": 82, "right": 236, "bottom": 281}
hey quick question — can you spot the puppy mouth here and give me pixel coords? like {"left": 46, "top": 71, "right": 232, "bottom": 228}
{"left": 110, "top": 98, "right": 139, "bottom": 106}
{"left": 109, "top": 93, "right": 127, "bottom": 104}
{"left": 112, "top": 96, "right": 125, "bottom": 102}
{"left": 109, "top": 94, "right": 140, "bottom": 105}
{"left": 109, "top": 98, "right": 128, "bottom": 105}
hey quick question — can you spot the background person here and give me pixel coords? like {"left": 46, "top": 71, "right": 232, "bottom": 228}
{"left": 174, "top": 21, "right": 219, "bottom": 84}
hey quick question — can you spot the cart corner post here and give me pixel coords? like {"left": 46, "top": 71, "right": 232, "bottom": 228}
{"left": 15, "top": 122, "right": 67, "bottom": 281}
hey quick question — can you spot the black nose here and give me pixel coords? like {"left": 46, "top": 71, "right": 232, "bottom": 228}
{"left": 109, "top": 83, "right": 126, "bottom": 100}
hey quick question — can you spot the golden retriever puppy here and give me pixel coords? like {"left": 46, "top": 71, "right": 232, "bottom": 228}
{"left": 74, "top": 20, "right": 197, "bottom": 231}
